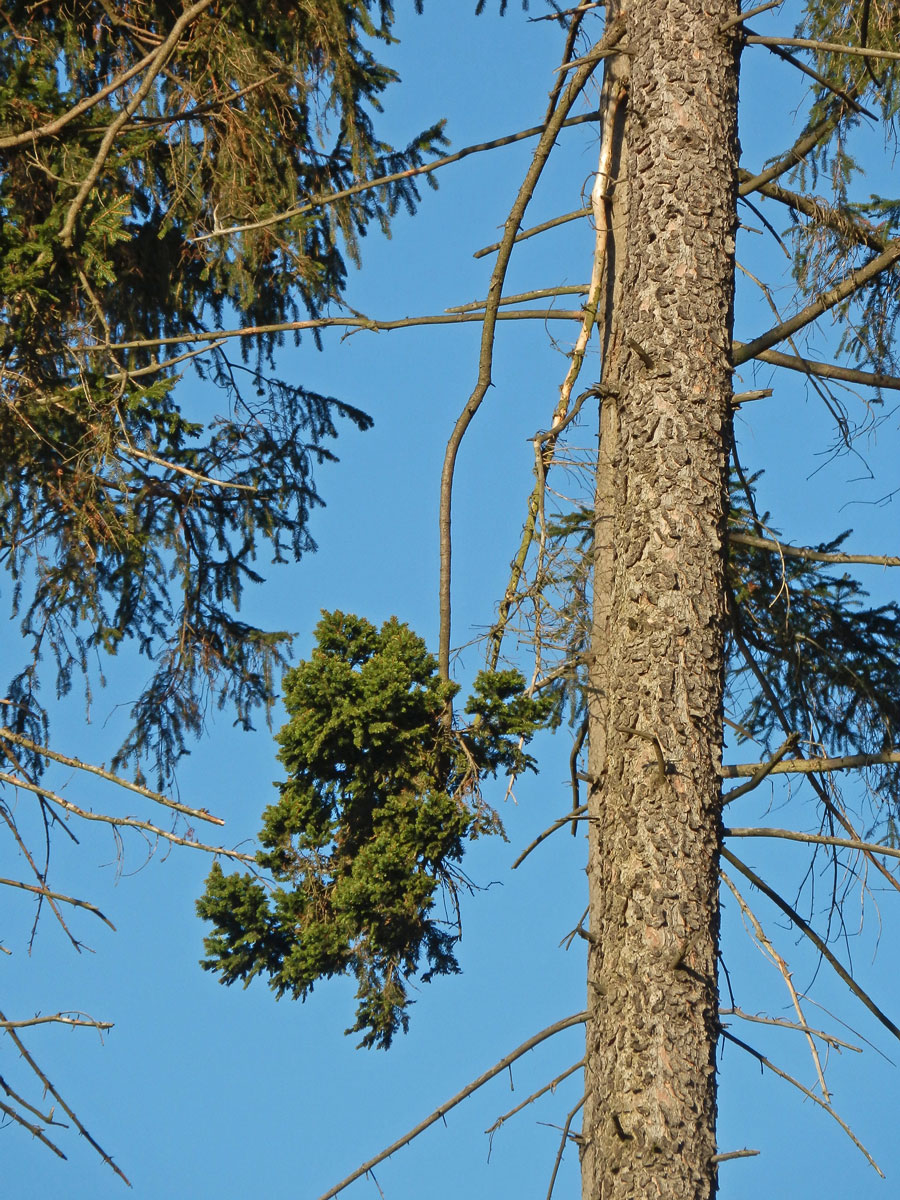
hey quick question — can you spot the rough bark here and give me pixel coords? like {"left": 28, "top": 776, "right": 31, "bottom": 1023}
{"left": 582, "top": 2, "right": 740, "bottom": 1197}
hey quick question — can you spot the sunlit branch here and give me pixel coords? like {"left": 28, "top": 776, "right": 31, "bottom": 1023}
{"left": 720, "top": 733, "right": 800, "bottom": 801}
{"left": 445, "top": 285, "right": 590, "bottom": 313}
{"left": 739, "top": 172, "right": 887, "bottom": 253}
{"left": 744, "top": 29, "right": 875, "bottom": 118}
{"left": 720, "top": 1006, "right": 861, "bottom": 1052}
{"left": 546, "top": 1092, "right": 587, "bottom": 1200}
{"left": 0, "top": 876, "right": 115, "bottom": 929}
{"left": 0, "top": 727, "right": 225, "bottom": 825}
{"left": 438, "top": 17, "right": 627, "bottom": 680}
{"left": 719, "top": 0, "right": 783, "bottom": 30}
{"left": 745, "top": 36, "right": 900, "bottom": 61}
{"left": 721, "top": 751, "right": 900, "bottom": 780}
{"left": 316, "top": 1012, "right": 588, "bottom": 1200}
{"left": 473, "top": 206, "right": 591, "bottom": 259}
{"left": 0, "top": 1008, "right": 130, "bottom": 1183}
{"left": 725, "top": 827, "right": 900, "bottom": 865}
{"left": 0, "top": 1013, "right": 112, "bottom": 1031}
{"left": 116, "top": 444, "right": 258, "bottom": 493}
{"left": 734, "top": 343, "right": 900, "bottom": 390}
{"left": 513, "top": 807, "right": 590, "bottom": 869}
{"left": 190, "top": 111, "right": 608, "bottom": 244}
{"left": 0, "top": 771, "right": 255, "bottom": 863}
{"left": 0, "top": 1098, "right": 66, "bottom": 1160}
{"left": 486, "top": 1059, "right": 584, "bottom": 1137}
{"left": 729, "top": 530, "right": 900, "bottom": 566}
{"left": 739, "top": 97, "right": 860, "bottom": 195}
{"left": 734, "top": 238, "right": 900, "bottom": 364}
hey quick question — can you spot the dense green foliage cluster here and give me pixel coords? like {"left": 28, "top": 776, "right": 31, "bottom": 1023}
{"left": 197, "top": 611, "right": 554, "bottom": 1048}
{"left": 0, "top": 1, "right": 445, "bottom": 781}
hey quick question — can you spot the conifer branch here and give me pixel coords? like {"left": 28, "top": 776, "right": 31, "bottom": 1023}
{"left": 744, "top": 29, "right": 876, "bottom": 119}
{"left": 190, "top": 111, "right": 608, "bottom": 244}
{"left": 59, "top": 0, "right": 215, "bottom": 247}
{"left": 115, "top": 444, "right": 258, "bottom": 493}
{"left": 728, "top": 531, "right": 900, "bottom": 566}
{"left": 720, "top": 733, "right": 800, "bottom": 801}
{"left": 513, "top": 807, "right": 590, "bottom": 869}
{"left": 719, "top": 0, "right": 782, "bottom": 31}
{"left": 316, "top": 1012, "right": 588, "bottom": 1200}
{"left": 733, "top": 238, "right": 900, "bottom": 364}
{"left": 738, "top": 173, "right": 887, "bottom": 253}
{"left": 739, "top": 97, "right": 861, "bottom": 195}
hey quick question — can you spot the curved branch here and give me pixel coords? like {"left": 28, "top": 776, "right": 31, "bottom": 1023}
{"left": 725, "top": 826, "right": 900, "bottom": 865}
{"left": 437, "top": 16, "right": 627, "bottom": 679}
{"left": 729, "top": 530, "right": 900, "bottom": 566}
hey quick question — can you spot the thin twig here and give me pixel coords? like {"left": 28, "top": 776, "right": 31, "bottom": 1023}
{"left": 719, "top": 0, "right": 782, "bottom": 31}
{"left": 0, "top": 1013, "right": 113, "bottom": 1031}
{"left": 711, "top": 1148, "right": 761, "bottom": 1164}
{"left": 746, "top": 36, "right": 900, "bottom": 62}
{"left": 722, "top": 848, "right": 900, "bottom": 1044}
{"left": 316, "top": 1013, "right": 587, "bottom": 1200}
{"left": 0, "top": 876, "right": 115, "bottom": 929}
{"left": 545, "top": 1093, "right": 586, "bottom": 1200}
{"left": 486, "top": 1059, "right": 584, "bottom": 1136}
{"left": 721, "top": 733, "right": 800, "bottom": 802}
{"left": 720, "top": 1006, "right": 861, "bottom": 1052}
{"left": 725, "top": 827, "right": 900, "bottom": 866}
{"left": 734, "top": 343, "right": 900, "bottom": 390}
{"left": 0, "top": 1098, "right": 66, "bottom": 1159}
{"left": 116, "top": 444, "right": 257, "bottom": 492}
{"left": 473, "top": 207, "right": 591, "bottom": 259}
{"left": 445, "top": 285, "right": 589, "bottom": 313}
{"left": 513, "top": 807, "right": 589, "bottom": 869}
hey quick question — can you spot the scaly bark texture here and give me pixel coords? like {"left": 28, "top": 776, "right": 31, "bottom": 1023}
{"left": 582, "top": 2, "right": 740, "bottom": 1197}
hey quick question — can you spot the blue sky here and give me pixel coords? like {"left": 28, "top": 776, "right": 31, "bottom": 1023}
{"left": 3, "top": 4, "right": 900, "bottom": 1197}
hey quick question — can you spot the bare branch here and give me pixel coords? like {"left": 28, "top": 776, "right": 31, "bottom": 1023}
{"left": 720, "top": 1006, "right": 862, "bottom": 1052}
{"left": 0, "top": 1098, "right": 66, "bottom": 1160}
{"left": 745, "top": 36, "right": 900, "bottom": 62}
{"left": 721, "top": 733, "right": 800, "bottom": 802}
{"left": 116, "top": 444, "right": 257, "bottom": 492}
{"left": 710, "top": 1148, "right": 761, "bottom": 1164}
{"left": 725, "top": 826, "right": 900, "bottom": 866}
{"left": 513, "top": 807, "right": 589, "bottom": 869}
{"left": 729, "top": 530, "right": 900, "bottom": 566}
{"left": 473, "top": 207, "right": 591, "bottom": 259}
{"left": 744, "top": 29, "right": 875, "bottom": 119}
{"left": 722, "top": 848, "right": 900, "bottom": 1044}
{"left": 316, "top": 1013, "right": 588, "bottom": 1200}
{"left": 722, "top": 751, "right": 900, "bottom": 780}
{"left": 445, "top": 285, "right": 590, "bottom": 314}
{"left": 719, "top": 0, "right": 782, "bottom": 31}
{"left": 0, "top": 771, "right": 255, "bottom": 863}
{"left": 720, "top": 1029, "right": 882, "bottom": 1175}
{"left": 0, "top": 727, "right": 225, "bottom": 825}
{"left": 0, "top": 876, "right": 115, "bottom": 929}
{"left": 0, "top": 1013, "right": 113, "bottom": 1031}
{"left": 734, "top": 343, "right": 900, "bottom": 391}
{"left": 545, "top": 1093, "right": 586, "bottom": 1200}
{"left": 190, "top": 111, "right": 609, "bottom": 245}
{"left": 486, "top": 1059, "right": 584, "bottom": 1136}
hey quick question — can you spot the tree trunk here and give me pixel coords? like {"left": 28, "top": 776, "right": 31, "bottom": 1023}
{"left": 582, "top": 2, "right": 740, "bottom": 1196}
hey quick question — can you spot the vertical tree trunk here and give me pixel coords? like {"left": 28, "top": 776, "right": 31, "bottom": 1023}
{"left": 582, "top": 2, "right": 740, "bottom": 1197}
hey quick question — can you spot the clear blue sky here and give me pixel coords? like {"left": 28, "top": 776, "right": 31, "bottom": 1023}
{"left": 3, "top": 4, "right": 900, "bottom": 1197}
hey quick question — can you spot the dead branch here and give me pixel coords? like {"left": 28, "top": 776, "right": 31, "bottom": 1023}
{"left": 721, "top": 733, "right": 800, "bottom": 802}
{"left": 513, "top": 807, "right": 589, "bottom": 870}
{"left": 719, "top": 0, "right": 782, "bottom": 30}
{"left": 710, "top": 1148, "right": 761, "bottom": 1164}
{"left": 545, "top": 1093, "right": 586, "bottom": 1200}
{"left": 729, "top": 530, "right": 900, "bottom": 567}
{"left": 191, "top": 110, "right": 608, "bottom": 245}
{"left": 445, "top": 285, "right": 589, "bottom": 313}
{"left": 486, "top": 1059, "right": 584, "bottom": 1136}
{"left": 473, "top": 207, "right": 591, "bottom": 259}
{"left": 720, "top": 1029, "right": 882, "bottom": 1175}
{"left": 316, "top": 1012, "right": 588, "bottom": 1200}
{"left": 734, "top": 343, "right": 900, "bottom": 390}
{"left": 724, "top": 826, "right": 900, "bottom": 867}
{"left": 746, "top": 36, "right": 900, "bottom": 61}
{"left": 0, "top": 876, "right": 115, "bottom": 929}
{"left": 0, "top": 1098, "right": 66, "bottom": 1159}
{"left": 720, "top": 1006, "right": 862, "bottom": 1053}
{"left": 0, "top": 727, "right": 225, "bottom": 825}
{"left": 722, "top": 848, "right": 900, "bottom": 1044}
{"left": 721, "top": 751, "right": 900, "bottom": 781}
{"left": 0, "top": 1013, "right": 113, "bottom": 1031}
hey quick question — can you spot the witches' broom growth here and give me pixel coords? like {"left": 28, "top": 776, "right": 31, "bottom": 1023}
{"left": 197, "top": 611, "right": 554, "bottom": 1049}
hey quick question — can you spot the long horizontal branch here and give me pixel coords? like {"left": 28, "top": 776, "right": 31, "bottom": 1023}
{"left": 445, "top": 284, "right": 589, "bottom": 313}
{"left": 85, "top": 308, "right": 586, "bottom": 354}
{"left": 734, "top": 343, "right": 900, "bottom": 390}
{"left": 739, "top": 172, "right": 886, "bottom": 254}
{"left": 0, "top": 1013, "right": 113, "bottom": 1031}
{"left": 0, "top": 727, "right": 224, "bottom": 825}
{"left": 316, "top": 1012, "right": 587, "bottom": 1200}
{"left": 190, "top": 110, "right": 606, "bottom": 244}
{"left": 720, "top": 1005, "right": 862, "bottom": 1052}
{"left": 0, "top": 771, "right": 255, "bottom": 862}
{"left": 725, "top": 826, "right": 900, "bottom": 864}
{"left": 745, "top": 36, "right": 900, "bottom": 62}
{"left": 721, "top": 751, "right": 900, "bottom": 779}
{"left": 728, "top": 530, "right": 900, "bottom": 566}
{"left": 734, "top": 238, "right": 900, "bottom": 364}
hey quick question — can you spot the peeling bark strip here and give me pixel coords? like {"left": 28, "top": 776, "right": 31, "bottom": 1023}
{"left": 583, "top": 3, "right": 740, "bottom": 1198}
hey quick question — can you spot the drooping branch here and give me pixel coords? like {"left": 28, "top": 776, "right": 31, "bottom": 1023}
{"left": 725, "top": 826, "right": 900, "bottom": 865}
{"left": 739, "top": 97, "right": 860, "bottom": 195}
{"left": 742, "top": 29, "right": 875, "bottom": 118}
{"left": 738, "top": 172, "right": 887, "bottom": 254}
{"left": 0, "top": 728, "right": 225, "bottom": 826}
{"left": 745, "top": 36, "right": 900, "bottom": 62}
{"left": 0, "top": 876, "right": 115, "bottom": 929}
{"left": 720, "top": 1029, "right": 882, "bottom": 1175}
{"left": 720, "top": 1006, "right": 862, "bottom": 1052}
{"left": 486, "top": 1059, "right": 585, "bottom": 1138}
{"left": 316, "top": 1012, "right": 588, "bottom": 1200}
{"left": 734, "top": 344, "right": 900, "bottom": 391}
